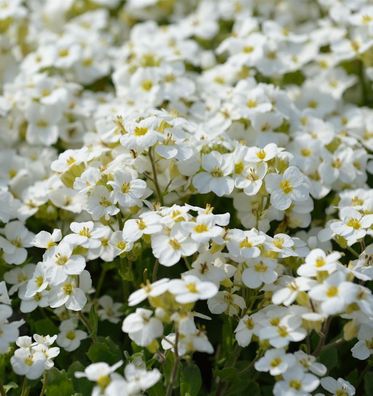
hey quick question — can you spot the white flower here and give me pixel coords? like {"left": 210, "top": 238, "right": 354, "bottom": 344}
{"left": 207, "top": 289, "right": 246, "bottom": 316}
{"left": 97, "top": 295, "right": 122, "bottom": 323}
{"left": 182, "top": 214, "right": 225, "bottom": 244}
{"left": 226, "top": 229, "right": 266, "bottom": 262}
{"left": 86, "top": 186, "right": 119, "bottom": 220}
{"left": 273, "top": 366, "right": 319, "bottom": 396}
{"left": 245, "top": 143, "right": 281, "bottom": 163}
{"left": 308, "top": 271, "right": 356, "bottom": 315}
{"left": 321, "top": 377, "right": 355, "bottom": 396}
{"left": 123, "top": 363, "right": 161, "bottom": 394}
{"left": 151, "top": 224, "right": 198, "bottom": 267}
{"left": 123, "top": 212, "right": 162, "bottom": 243}
{"left": 255, "top": 348, "right": 296, "bottom": 376}
{"left": 128, "top": 278, "right": 169, "bottom": 306}
{"left": 75, "top": 361, "right": 123, "bottom": 393}
{"left": 64, "top": 221, "right": 107, "bottom": 249}
{"left": 351, "top": 324, "right": 373, "bottom": 360}
{"left": 44, "top": 241, "right": 86, "bottom": 283}
{"left": 1, "top": 221, "right": 34, "bottom": 265}
{"left": 184, "top": 251, "right": 230, "bottom": 285}
{"left": 122, "top": 308, "right": 163, "bottom": 347}
{"left": 108, "top": 170, "right": 148, "bottom": 208}
{"left": 272, "top": 275, "right": 315, "bottom": 306}
{"left": 32, "top": 229, "right": 62, "bottom": 249}
{"left": 192, "top": 152, "right": 234, "bottom": 197}
{"left": 11, "top": 334, "right": 59, "bottom": 380}
{"left": 242, "top": 258, "right": 278, "bottom": 289}
{"left": 265, "top": 166, "right": 310, "bottom": 210}
{"left": 49, "top": 271, "right": 91, "bottom": 311}
{"left": 234, "top": 315, "right": 258, "bottom": 347}
{"left": 330, "top": 208, "right": 373, "bottom": 245}
{"left": 168, "top": 275, "right": 218, "bottom": 304}
{"left": 294, "top": 351, "right": 327, "bottom": 376}
{"left": 57, "top": 319, "right": 88, "bottom": 352}
{"left": 120, "top": 117, "right": 162, "bottom": 151}
{"left": 259, "top": 315, "right": 306, "bottom": 348}
{"left": 11, "top": 348, "right": 47, "bottom": 380}
{"left": 0, "top": 305, "right": 24, "bottom": 353}
{"left": 24, "top": 262, "right": 51, "bottom": 299}
{"left": 235, "top": 161, "right": 268, "bottom": 196}
{"left": 297, "top": 249, "right": 341, "bottom": 277}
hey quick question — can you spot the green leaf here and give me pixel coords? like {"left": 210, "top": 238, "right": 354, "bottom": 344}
{"left": 46, "top": 368, "right": 74, "bottom": 396}
{"left": 216, "top": 367, "right": 237, "bottom": 381}
{"left": 118, "top": 259, "right": 134, "bottom": 281}
{"left": 89, "top": 305, "right": 99, "bottom": 338}
{"left": 319, "top": 347, "right": 338, "bottom": 371}
{"left": 364, "top": 371, "right": 373, "bottom": 395}
{"left": 68, "top": 362, "right": 92, "bottom": 395}
{"left": 3, "top": 382, "right": 18, "bottom": 393}
{"left": 147, "top": 380, "right": 166, "bottom": 396}
{"left": 31, "top": 318, "right": 59, "bottom": 336}
{"left": 227, "top": 380, "right": 260, "bottom": 396}
{"left": 86, "top": 337, "right": 122, "bottom": 364}
{"left": 180, "top": 363, "right": 202, "bottom": 396}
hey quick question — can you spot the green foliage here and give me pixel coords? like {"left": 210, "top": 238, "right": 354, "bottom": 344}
{"left": 46, "top": 369, "right": 74, "bottom": 396}
{"left": 87, "top": 337, "right": 122, "bottom": 364}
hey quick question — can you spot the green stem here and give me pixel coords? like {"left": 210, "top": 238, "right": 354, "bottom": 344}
{"left": 0, "top": 383, "right": 5, "bottom": 396}
{"left": 148, "top": 147, "right": 164, "bottom": 205}
{"left": 152, "top": 260, "right": 159, "bottom": 282}
{"left": 78, "top": 312, "right": 97, "bottom": 342}
{"left": 165, "top": 331, "right": 179, "bottom": 396}
{"left": 359, "top": 60, "right": 369, "bottom": 105}
{"left": 39, "top": 373, "right": 47, "bottom": 396}
{"left": 95, "top": 266, "right": 108, "bottom": 298}
{"left": 313, "top": 317, "right": 332, "bottom": 356}
{"left": 20, "top": 378, "right": 29, "bottom": 396}
{"left": 346, "top": 245, "right": 360, "bottom": 258}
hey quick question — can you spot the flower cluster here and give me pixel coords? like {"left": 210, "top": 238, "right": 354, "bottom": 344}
{"left": 0, "top": 0, "right": 372, "bottom": 395}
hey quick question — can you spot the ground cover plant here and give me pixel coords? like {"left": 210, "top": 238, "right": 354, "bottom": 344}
{"left": 0, "top": 0, "right": 373, "bottom": 395}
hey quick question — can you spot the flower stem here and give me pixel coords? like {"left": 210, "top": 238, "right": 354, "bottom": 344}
{"left": 152, "top": 259, "right": 159, "bottom": 282}
{"left": 0, "top": 383, "right": 5, "bottom": 396}
{"left": 313, "top": 317, "right": 332, "bottom": 356}
{"left": 39, "top": 373, "right": 47, "bottom": 396}
{"left": 166, "top": 331, "right": 179, "bottom": 396}
{"left": 20, "top": 378, "right": 29, "bottom": 396}
{"left": 148, "top": 147, "right": 164, "bottom": 206}
{"left": 78, "top": 311, "right": 97, "bottom": 342}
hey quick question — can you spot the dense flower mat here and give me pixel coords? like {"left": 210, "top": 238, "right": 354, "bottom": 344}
{"left": 0, "top": 0, "right": 372, "bottom": 395}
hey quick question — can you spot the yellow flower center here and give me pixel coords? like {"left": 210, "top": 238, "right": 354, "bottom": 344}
{"left": 35, "top": 276, "right": 44, "bottom": 287}
{"left": 240, "top": 238, "right": 253, "bottom": 248}
{"left": 187, "top": 283, "right": 198, "bottom": 293}
{"left": 169, "top": 239, "right": 181, "bottom": 250}
{"left": 134, "top": 126, "right": 148, "bottom": 136}
{"left": 79, "top": 226, "right": 91, "bottom": 237}
{"left": 280, "top": 179, "right": 293, "bottom": 194}
{"left": 97, "top": 375, "right": 111, "bottom": 389}
{"left": 63, "top": 283, "right": 73, "bottom": 295}
{"left": 270, "top": 357, "right": 282, "bottom": 367}
{"left": 66, "top": 330, "right": 76, "bottom": 340}
{"left": 121, "top": 183, "right": 130, "bottom": 194}
{"left": 254, "top": 262, "right": 268, "bottom": 272}
{"left": 141, "top": 80, "right": 153, "bottom": 91}
{"left": 194, "top": 224, "right": 209, "bottom": 233}
{"left": 315, "top": 257, "right": 326, "bottom": 267}
{"left": 289, "top": 380, "right": 301, "bottom": 390}
{"left": 326, "top": 286, "right": 338, "bottom": 297}
{"left": 55, "top": 253, "right": 68, "bottom": 266}
{"left": 346, "top": 218, "right": 361, "bottom": 229}
{"left": 247, "top": 99, "right": 257, "bottom": 108}
{"left": 277, "top": 326, "right": 289, "bottom": 337}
